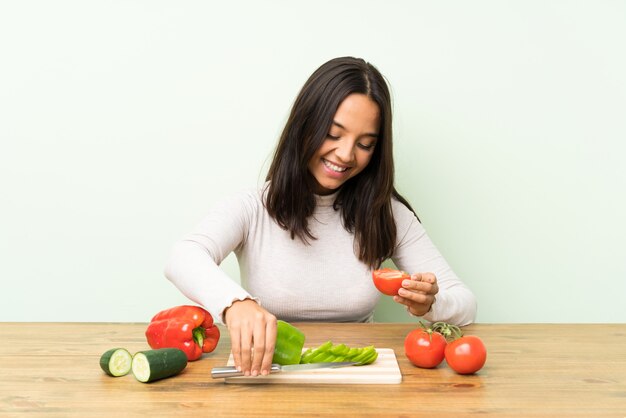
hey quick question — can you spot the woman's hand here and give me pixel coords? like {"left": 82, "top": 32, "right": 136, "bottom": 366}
{"left": 223, "top": 299, "right": 277, "bottom": 376}
{"left": 393, "top": 272, "right": 439, "bottom": 316}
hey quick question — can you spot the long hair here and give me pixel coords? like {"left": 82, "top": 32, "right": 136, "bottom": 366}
{"left": 264, "top": 56, "right": 416, "bottom": 269}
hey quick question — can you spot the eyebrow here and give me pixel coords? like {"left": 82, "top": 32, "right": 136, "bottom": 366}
{"left": 332, "top": 121, "right": 379, "bottom": 139}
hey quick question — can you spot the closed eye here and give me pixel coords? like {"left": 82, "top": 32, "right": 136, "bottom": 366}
{"left": 327, "top": 134, "right": 340, "bottom": 140}
{"left": 358, "top": 142, "right": 376, "bottom": 151}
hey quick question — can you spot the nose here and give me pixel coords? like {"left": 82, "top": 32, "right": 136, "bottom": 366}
{"left": 334, "top": 139, "right": 355, "bottom": 164}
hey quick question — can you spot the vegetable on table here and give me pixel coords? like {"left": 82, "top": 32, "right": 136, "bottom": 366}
{"left": 300, "top": 341, "right": 378, "bottom": 366}
{"left": 404, "top": 323, "right": 447, "bottom": 368}
{"left": 372, "top": 268, "right": 410, "bottom": 296}
{"left": 131, "top": 348, "right": 188, "bottom": 383}
{"left": 272, "top": 320, "right": 306, "bottom": 365}
{"left": 444, "top": 335, "right": 487, "bottom": 375}
{"left": 145, "top": 305, "right": 220, "bottom": 361}
{"left": 272, "top": 320, "right": 378, "bottom": 366}
{"left": 405, "top": 322, "right": 488, "bottom": 374}
{"left": 100, "top": 348, "right": 132, "bottom": 377}
{"left": 432, "top": 322, "right": 487, "bottom": 375}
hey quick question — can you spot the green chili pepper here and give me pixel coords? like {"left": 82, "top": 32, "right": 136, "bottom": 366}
{"left": 271, "top": 320, "right": 306, "bottom": 365}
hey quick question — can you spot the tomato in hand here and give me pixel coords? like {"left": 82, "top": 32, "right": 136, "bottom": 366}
{"left": 404, "top": 326, "right": 447, "bottom": 368}
{"left": 372, "top": 268, "right": 410, "bottom": 296}
{"left": 444, "top": 335, "right": 487, "bottom": 374}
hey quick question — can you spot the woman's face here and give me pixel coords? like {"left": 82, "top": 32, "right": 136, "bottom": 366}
{"left": 308, "top": 93, "right": 380, "bottom": 195}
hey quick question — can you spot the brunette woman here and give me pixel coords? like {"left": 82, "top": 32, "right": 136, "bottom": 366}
{"left": 165, "top": 56, "right": 476, "bottom": 377}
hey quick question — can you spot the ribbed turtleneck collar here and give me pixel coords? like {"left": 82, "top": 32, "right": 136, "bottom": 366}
{"left": 314, "top": 190, "right": 340, "bottom": 209}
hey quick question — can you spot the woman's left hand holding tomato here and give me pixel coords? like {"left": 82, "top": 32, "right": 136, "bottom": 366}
{"left": 394, "top": 272, "right": 439, "bottom": 316}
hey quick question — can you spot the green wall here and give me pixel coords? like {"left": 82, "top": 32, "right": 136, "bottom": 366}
{"left": 1, "top": 1, "right": 625, "bottom": 322}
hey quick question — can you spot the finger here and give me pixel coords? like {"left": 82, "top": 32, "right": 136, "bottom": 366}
{"left": 395, "top": 294, "right": 432, "bottom": 308}
{"left": 402, "top": 279, "right": 433, "bottom": 294}
{"left": 250, "top": 318, "right": 267, "bottom": 377}
{"left": 394, "top": 294, "right": 435, "bottom": 316}
{"left": 404, "top": 273, "right": 437, "bottom": 293}
{"left": 397, "top": 288, "right": 431, "bottom": 305}
{"left": 239, "top": 323, "right": 253, "bottom": 376}
{"left": 421, "top": 273, "right": 439, "bottom": 296}
{"left": 394, "top": 294, "right": 426, "bottom": 316}
{"left": 229, "top": 326, "right": 242, "bottom": 372}
{"left": 261, "top": 317, "right": 277, "bottom": 375}
{"left": 431, "top": 281, "right": 439, "bottom": 295}
{"left": 420, "top": 272, "right": 437, "bottom": 284}
{"left": 393, "top": 295, "right": 411, "bottom": 308}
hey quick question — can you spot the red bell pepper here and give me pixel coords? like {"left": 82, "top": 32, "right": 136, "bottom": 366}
{"left": 145, "top": 305, "right": 220, "bottom": 361}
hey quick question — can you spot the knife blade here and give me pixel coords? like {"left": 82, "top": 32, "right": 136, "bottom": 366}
{"left": 211, "top": 362, "right": 358, "bottom": 379}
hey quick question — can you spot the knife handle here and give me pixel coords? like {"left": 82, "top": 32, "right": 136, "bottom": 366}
{"left": 211, "top": 364, "right": 281, "bottom": 379}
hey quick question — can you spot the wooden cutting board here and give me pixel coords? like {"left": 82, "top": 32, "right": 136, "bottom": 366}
{"left": 223, "top": 348, "right": 402, "bottom": 384}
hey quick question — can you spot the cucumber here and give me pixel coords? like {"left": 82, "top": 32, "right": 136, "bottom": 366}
{"left": 100, "top": 348, "right": 132, "bottom": 377}
{"left": 131, "top": 348, "right": 187, "bottom": 383}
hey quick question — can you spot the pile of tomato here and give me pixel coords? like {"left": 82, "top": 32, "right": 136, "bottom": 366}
{"left": 404, "top": 322, "right": 487, "bottom": 374}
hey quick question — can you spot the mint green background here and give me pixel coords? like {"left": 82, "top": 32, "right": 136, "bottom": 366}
{"left": 1, "top": 1, "right": 625, "bottom": 322}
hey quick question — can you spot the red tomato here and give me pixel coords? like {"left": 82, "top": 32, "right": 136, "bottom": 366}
{"left": 404, "top": 328, "right": 447, "bottom": 368}
{"left": 372, "top": 268, "right": 410, "bottom": 296}
{"left": 444, "top": 335, "right": 487, "bottom": 374}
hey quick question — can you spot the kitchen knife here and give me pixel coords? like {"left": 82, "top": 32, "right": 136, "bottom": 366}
{"left": 211, "top": 362, "right": 358, "bottom": 379}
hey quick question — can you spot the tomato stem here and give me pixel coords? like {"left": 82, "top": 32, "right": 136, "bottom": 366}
{"left": 431, "top": 322, "right": 464, "bottom": 341}
{"left": 417, "top": 321, "right": 437, "bottom": 342}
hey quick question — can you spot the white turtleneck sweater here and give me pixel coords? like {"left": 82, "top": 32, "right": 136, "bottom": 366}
{"left": 164, "top": 187, "right": 476, "bottom": 326}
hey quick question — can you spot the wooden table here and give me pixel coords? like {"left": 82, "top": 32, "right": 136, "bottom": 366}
{"left": 1, "top": 323, "right": 625, "bottom": 417}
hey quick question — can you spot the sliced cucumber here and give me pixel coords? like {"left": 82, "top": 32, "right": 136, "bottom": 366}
{"left": 131, "top": 348, "right": 187, "bottom": 383}
{"left": 100, "top": 348, "right": 133, "bottom": 377}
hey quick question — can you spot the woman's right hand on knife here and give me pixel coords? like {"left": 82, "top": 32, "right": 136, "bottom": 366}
{"left": 223, "top": 299, "right": 277, "bottom": 376}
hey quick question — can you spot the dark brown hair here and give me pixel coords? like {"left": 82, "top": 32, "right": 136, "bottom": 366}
{"left": 264, "top": 56, "right": 416, "bottom": 269}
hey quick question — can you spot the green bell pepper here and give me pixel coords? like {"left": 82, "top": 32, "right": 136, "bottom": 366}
{"left": 299, "top": 341, "right": 378, "bottom": 365}
{"left": 271, "top": 320, "right": 306, "bottom": 365}
{"left": 270, "top": 321, "right": 379, "bottom": 366}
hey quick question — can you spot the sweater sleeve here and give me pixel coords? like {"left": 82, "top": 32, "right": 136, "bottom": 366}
{"left": 164, "top": 190, "right": 259, "bottom": 324}
{"left": 391, "top": 200, "right": 477, "bottom": 326}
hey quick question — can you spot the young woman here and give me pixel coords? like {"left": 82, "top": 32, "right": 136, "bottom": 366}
{"left": 165, "top": 57, "right": 476, "bottom": 376}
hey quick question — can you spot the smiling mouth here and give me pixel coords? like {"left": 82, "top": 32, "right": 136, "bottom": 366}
{"left": 322, "top": 159, "right": 349, "bottom": 173}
